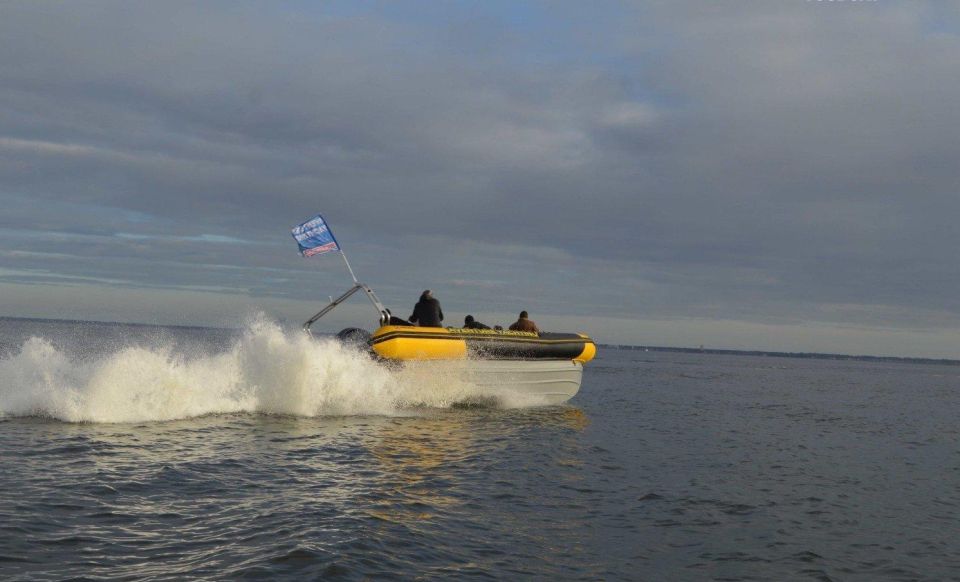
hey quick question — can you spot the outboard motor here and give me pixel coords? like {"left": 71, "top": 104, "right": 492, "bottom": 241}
{"left": 335, "top": 327, "right": 372, "bottom": 351}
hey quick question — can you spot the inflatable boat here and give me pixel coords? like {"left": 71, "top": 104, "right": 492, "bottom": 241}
{"left": 369, "top": 325, "right": 595, "bottom": 404}
{"left": 302, "top": 283, "right": 596, "bottom": 405}
{"left": 290, "top": 215, "right": 594, "bottom": 405}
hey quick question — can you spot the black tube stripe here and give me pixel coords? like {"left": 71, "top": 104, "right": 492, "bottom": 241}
{"left": 369, "top": 332, "right": 593, "bottom": 346}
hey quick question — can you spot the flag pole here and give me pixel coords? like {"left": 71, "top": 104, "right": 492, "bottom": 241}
{"left": 323, "top": 217, "right": 358, "bottom": 283}
{"left": 340, "top": 252, "right": 359, "bottom": 284}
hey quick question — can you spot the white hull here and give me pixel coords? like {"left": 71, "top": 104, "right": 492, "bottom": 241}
{"left": 395, "top": 359, "right": 583, "bottom": 407}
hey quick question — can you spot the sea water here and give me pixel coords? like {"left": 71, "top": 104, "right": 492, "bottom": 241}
{"left": 2, "top": 318, "right": 960, "bottom": 580}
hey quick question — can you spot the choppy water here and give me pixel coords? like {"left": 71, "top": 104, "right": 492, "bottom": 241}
{"left": 2, "top": 318, "right": 960, "bottom": 580}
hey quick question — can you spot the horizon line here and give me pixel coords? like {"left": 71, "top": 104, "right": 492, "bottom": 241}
{"left": 2, "top": 314, "right": 958, "bottom": 366}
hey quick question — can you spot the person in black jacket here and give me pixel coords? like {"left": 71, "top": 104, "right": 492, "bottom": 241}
{"left": 463, "top": 315, "right": 491, "bottom": 330}
{"left": 409, "top": 290, "right": 444, "bottom": 327}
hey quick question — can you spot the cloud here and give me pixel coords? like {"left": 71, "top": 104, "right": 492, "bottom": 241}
{"left": 1, "top": 1, "right": 959, "bottom": 354}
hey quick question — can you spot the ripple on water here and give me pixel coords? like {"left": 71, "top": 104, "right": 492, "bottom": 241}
{"left": 3, "top": 336, "right": 960, "bottom": 579}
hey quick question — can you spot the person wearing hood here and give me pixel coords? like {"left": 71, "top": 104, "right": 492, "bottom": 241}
{"left": 409, "top": 290, "right": 444, "bottom": 327}
{"left": 508, "top": 310, "right": 540, "bottom": 334}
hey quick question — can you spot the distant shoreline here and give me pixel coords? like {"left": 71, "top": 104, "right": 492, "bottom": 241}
{"left": 2, "top": 315, "right": 956, "bottom": 366}
{"left": 0, "top": 315, "right": 233, "bottom": 333}
{"left": 598, "top": 343, "right": 960, "bottom": 367}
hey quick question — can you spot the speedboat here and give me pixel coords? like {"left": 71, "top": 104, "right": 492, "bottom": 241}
{"left": 367, "top": 325, "right": 595, "bottom": 405}
{"left": 302, "top": 283, "right": 596, "bottom": 406}
{"left": 290, "top": 214, "right": 596, "bottom": 406}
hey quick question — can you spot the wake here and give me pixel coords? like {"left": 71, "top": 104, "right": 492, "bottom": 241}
{"left": 0, "top": 318, "right": 487, "bottom": 423}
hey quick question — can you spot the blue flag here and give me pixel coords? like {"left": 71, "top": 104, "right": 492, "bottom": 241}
{"left": 292, "top": 214, "right": 341, "bottom": 257}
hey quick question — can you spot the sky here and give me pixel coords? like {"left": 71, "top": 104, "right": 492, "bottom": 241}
{"left": 2, "top": 1, "right": 960, "bottom": 358}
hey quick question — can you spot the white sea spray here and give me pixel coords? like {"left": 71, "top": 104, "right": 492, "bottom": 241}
{"left": 0, "top": 318, "right": 402, "bottom": 422}
{"left": 0, "top": 316, "right": 562, "bottom": 423}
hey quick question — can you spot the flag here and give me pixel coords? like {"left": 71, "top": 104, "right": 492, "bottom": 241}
{"left": 291, "top": 214, "right": 341, "bottom": 257}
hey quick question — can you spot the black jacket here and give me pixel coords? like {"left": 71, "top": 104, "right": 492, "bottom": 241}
{"left": 409, "top": 298, "right": 444, "bottom": 327}
{"left": 464, "top": 320, "right": 491, "bottom": 330}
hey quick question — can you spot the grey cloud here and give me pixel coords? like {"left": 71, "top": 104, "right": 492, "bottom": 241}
{"left": 2, "top": 1, "right": 960, "bottom": 351}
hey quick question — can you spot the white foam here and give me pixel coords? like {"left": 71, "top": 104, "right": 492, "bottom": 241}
{"left": 0, "top": 317, "right": 568, "bottom": 423}
{"left": 0, "top": 318, "right": 419, "bottom": 423}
